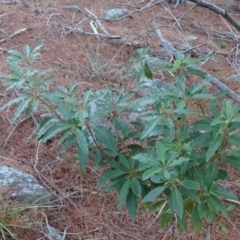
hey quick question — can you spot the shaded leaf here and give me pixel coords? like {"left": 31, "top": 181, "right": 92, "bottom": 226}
{"left": 172, "top": 187, "right": 183, "bottom": 218}
{"left": 206, "top": 135, "right": 224, "bottom": 161}
{"left": 160, "top": 212, "right": 173, "bottom": 228}
{"left": 191, "top": 207, "right": 202, "bottom": 231}
{"left": 126, "top": 191, "right": 138, "bottom": 221}
{"left": 130, "top": 178, "right": 142, "bottom": 196}
{"left": 180, "top": 179, "right": 200, "bottom": 190}
{"left": 117, "top": 179, "right": 130, "bottom": 210}
{"left": 12, "top": 98, "right": 31, "bottom": 120}
{"left": 142, "top": 186, "right": 166, "bottom": 203}
{"left": 77, "top": 145, "right": 89, "bottom": 171}
{"left": 76, "top": 129, "right": 89, "bottom": 155}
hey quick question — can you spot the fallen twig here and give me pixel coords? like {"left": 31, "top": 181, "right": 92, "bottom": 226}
{"left": 0, "top": 28, "right": 27, "bottom": 43}
{"left": 152, "top": 21, "right": 240, "bottom": 103}
{"left": 189, "top": 0, "right": 240, "bottom": 31}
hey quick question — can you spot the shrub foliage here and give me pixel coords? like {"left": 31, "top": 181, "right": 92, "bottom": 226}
{"left": 1, "top": 44, "right": 240, "bottom": 232}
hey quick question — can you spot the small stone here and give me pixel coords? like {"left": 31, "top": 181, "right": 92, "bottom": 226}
{"left": 185, "top": 35, "right": 198, "bottom": 41}
{"left": 105, "top": 9, "right": 131, "bottom": 20}
{"left": 0, "top": 166, "right": 53, "bottom": 204}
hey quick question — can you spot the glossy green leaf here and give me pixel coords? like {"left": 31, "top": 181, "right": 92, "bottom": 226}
{"left": 197, "top": 201, "right": 208, "bottom": 219}
{"left": 113, "top": 117, "right": 130, "bottom": 137}
{"left": 232, "top": 114, "right": 240, "bottom": 122}
{"left": 180, "top": 179, "right": 200, "bottom": 190}
{"left": 142, "top": 186, "right": 166, "bottom": 203}
{"left": 144, "top": 62, "right": 153, "bottom": 80}
{"left": 172, "top": 59, "right": 181, "bottom": 72}
{"left": 156, "top": 141, "right": 166, "bottom": 164}
{"left": 177, "top": 215, "right": 188, "bottom": 232}
{"left": 219, "top": 222, "right": 228, "bottom": 233}
{"left": 118, "top": 155, "right": 131, "bottom": 169}
{"left": 206, "top": 135, "right": 224, "bottom": 161}
{"left": 226, "top": 155, "right": 240, "bottom": 171}
{"left": 93, "top": 126, "right": 117, "bottom": 155}
{"left": 172, "top": 187, "right": 183, "bottom": 218}
{"left": 228, "top": 133, "right": 240, "bottom": 147}
{"left": 160, "top": 212, "right": 173, "bottom": 228}
{"left": 39, "top": 124, "right": 66, "bottom": 142}
{"left": 187, "top": 68, "right": 207, "bottom": 78}
{"left": 8, "top": 49, "right": 24, "bottom": 60}
{"left": 77, "top": 145, "right": 89, "bottom": 171}
{"left": 185, "top": 189, "right": 201, "bottom": 203}
{"left": 223, "top": 100, "right": 233, "bottom": 118}
{"left": 207, "top": 194, "right": 229, "bottom": 217}
{"left": 147, "top": 200, "right": 166, "bottom": 212}
{"left": 12, "top": 98, "right": 31, "bottom": 120}
{"left": 32, "top": 43, "right": 44, "bottom": 54}
{"left": 57, "top": 86, "right": 68, "bottom": 94}
{"left": 61, "top": 134, "right": 76, "bottom": 151}
{"left": 107, "top": 169, "right": 127, "bottom": 180}
{"left": 23, "top": 45, "right": 31, "bottom": 58}
{"left": 133, "top": 153, "right": 159, "bottom": 166}
{"left": 97, "top": 169, "right": 111, "bottom": 190}
{"left": 211, "top": 184, "right": 238, "bottom": 201}
{"left": 191, "top": 207, "right": 202, "bottom": 231}
{"left": 76, "top": 129, "right": 89, "bottom": 155}
{"left": 10, "top": 64, "right": 23, "bottom": 77}
{"left": 205, "top": 163, "right": 218, "bottom": 188}
{"left": 189, "top": 79, "right": 209, "bottom": 95}
{"left": 117, "top": 179, "right": 130, "bottom": 210}
{"left": 0, "top": 95, "right": 30, "bottom": 110}
{"left": 25, "top": 100, "right": 40, "bottom": 116}
{"left": 126, "top": 191, "right": 138, "bottom": 221}
{"left": 142, "top": 168, "right": 162, "bottom": 181}
{"left": 168, "top": 157, "right": 189, "bottom": 167}
{"left": 191, "top": 132, "right": 209, "bottom": 147}
{"left": 105, "top": 177, "right": 126, "bottom": 191}
{"left": 130, "top": 178, "right": 142, "bottom": 196}
{"left": 193, "top": 168, "right": 206, "bottom": 187}
{"left": 141, "top": 117, "right": 160, "bottom": 139}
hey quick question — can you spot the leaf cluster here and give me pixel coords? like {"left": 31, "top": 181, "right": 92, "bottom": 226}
{"left": 1, "top": 45, "right": 240, "bottom": 233}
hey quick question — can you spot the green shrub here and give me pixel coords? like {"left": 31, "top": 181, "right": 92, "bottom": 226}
{"left": 1, "top": 44, "right": 240, "bottom": 233}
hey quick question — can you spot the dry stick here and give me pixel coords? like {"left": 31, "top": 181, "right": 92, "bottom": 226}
{"left": 0, "top": 28, "right": 27, "bottom": 43}
{"left": 189, "top": 0, "right": 240, "bottom": 31}
{"left": 152, "top": 21, "right": 240, "bottom": 103}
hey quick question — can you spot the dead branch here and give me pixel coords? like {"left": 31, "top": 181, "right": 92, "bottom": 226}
{"left": 189, "top": 0, "right": 240, "bottom": 31}
{"left": 152, "top": 21, "right": 240, "bottom": 103}
{"left": 0, "top": 28, "right": 27, "bottom": 43}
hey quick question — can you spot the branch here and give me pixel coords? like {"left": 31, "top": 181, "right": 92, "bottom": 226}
{"left": 189, "top": 0, "right": 240, "bottom": 31}
{"left": 152, "top": 21, "right": 240, "bottom": 103}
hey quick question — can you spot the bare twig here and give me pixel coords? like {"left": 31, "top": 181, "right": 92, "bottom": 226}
{"left": 189, "top": 0, "right": 240, "bottom": 31}
{"left": 0, "top": 28, "right": 27, "bottom": 43}
{"left": 152, "top": 21, "right": 240, "bottom": 103}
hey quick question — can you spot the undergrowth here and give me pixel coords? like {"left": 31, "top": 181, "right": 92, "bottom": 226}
{"left": 1, "top": 44, "right": 240, "bottom": 238}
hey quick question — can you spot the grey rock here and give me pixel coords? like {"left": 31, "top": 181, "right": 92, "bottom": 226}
{"left": 0, "top": 165, "right": 53, "bottom": 204}
{"left": 177, "top": 43, "right": 190, "bottom": 51}
{"left": 105, "top": 9, "right": 131, "bottom": 20}
{"left": 43, "top": 225, "right": 64, "bottom": 240}
{"left": 185, "top": 35, "right": 198, "bottom": 41}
